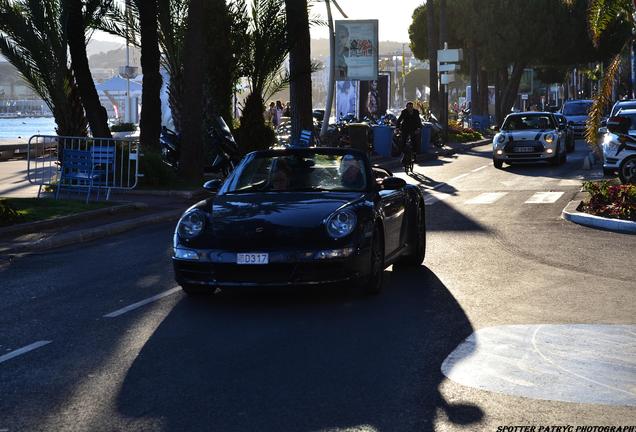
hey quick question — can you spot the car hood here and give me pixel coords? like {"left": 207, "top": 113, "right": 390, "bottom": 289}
{"left": 500, "top": 130, "right": 551, "bottom": 141}
{"left": 205, "top": 192, "right": 365, "bottom": 249}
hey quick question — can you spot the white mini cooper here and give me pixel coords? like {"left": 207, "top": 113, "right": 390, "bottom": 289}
{"left": 493, "top": 112, "right": 567, "bottom": 169}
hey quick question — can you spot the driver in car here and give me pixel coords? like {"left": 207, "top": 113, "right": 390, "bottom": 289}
{"left": 340, "top": 154, "right": 365, "bottom": 189}
{"left": 271, "top": 159, "right": 291, "bottom": 190}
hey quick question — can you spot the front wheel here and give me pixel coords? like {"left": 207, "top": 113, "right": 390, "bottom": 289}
{"left": 619, "top": 156, "right": 636, "bottom": 184}
{"left": 395, "top": 200, "right": 426, "bottom": 267}
{"left": 493, "top": 159, "right": 504, "bottom": 169}
{"left": 359, "top": 227, "right": 384, "bottom": 295}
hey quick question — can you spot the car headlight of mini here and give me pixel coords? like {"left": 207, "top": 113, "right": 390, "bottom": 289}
{"left": 178, "top": 210, "right": 206, "bottom": 240}
{"left": 544, "top": 133, "right": 554, "bottom": 144}
{"left": 326, "top": 209, "right": 357, "bottom": 239}
{"left": 602, "top": 136, "right": 620, "bottom": 154}
{"left": 497, "top": 134, "right": 506, "bottom": 144}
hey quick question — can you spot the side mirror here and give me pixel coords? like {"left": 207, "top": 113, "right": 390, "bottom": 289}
{"left": 607, "top": 116, "right": 630, "bottom": 135}
{"left": 203, "top": 179, "right": 223, "bottom": 193}
{"left": 380, "top": 176, "right": 407, "bottom": 190}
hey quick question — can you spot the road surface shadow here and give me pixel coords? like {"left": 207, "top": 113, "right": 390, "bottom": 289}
{"left": 116, "top": 267, "right": 483, "bottom": 431}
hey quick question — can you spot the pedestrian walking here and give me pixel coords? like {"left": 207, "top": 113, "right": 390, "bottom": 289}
{"left": 283, "top": 101, "right": 291, "bottom": 117}
{"left": 266, "top": 102, "right": 276, "bottom": 126}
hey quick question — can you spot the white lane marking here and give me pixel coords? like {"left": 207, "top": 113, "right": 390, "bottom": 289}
{"left": 524, "top": 191, "right": 564, "bottom": 204}
{"left": 470, "top": 165, "right": 489, "bottom": 173}
{"left": 104, "top": 287, "right": 182, "bottom": 318}
{"left": 448, "top": 173, "right": 470, "bottom": 182}
{"left": 0, "top": 341, "right": 51, "bottom": 364}
{"left": 424, "top": 191, "right": 453, "bottom": 205}
{"left": 442, "top": 324, "right": 636, "bottom": 406}
{"left": 558, "top": 179, "right": 582, "bottom": 187}
{"left": 531, "top": 326, "right": 636, "bottom": 398}
{"left": 465, "top": 192, "right": 508, "bottom": 205}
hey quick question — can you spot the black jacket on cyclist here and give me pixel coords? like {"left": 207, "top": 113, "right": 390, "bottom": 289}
{"left": 397, "top": 108, "right": 423, "bottom": 134}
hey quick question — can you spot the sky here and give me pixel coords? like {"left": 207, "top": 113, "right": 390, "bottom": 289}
{"left": 92, "top": 0, "right": 424, "bottom": 44}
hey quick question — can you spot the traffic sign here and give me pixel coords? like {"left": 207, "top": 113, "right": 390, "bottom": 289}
{"left": 438, "top": 63, "right": 460, "bottom": 72}
{"left": 441, "top": 74, "right": 455, "bottom": 85}
{"left": 437, "top": 48, "right": 463, "bottom": 63}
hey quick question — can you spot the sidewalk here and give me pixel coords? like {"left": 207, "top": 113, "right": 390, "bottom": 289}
{"left": 0, "top": 190, "right": 205, "bottom": 257}
{"left": 0, "top": 137, "right": 491, "bottom": 257}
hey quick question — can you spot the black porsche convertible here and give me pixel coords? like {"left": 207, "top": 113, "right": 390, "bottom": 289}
{"left": 172, "top": 147, "right": 426, "bottom": 295}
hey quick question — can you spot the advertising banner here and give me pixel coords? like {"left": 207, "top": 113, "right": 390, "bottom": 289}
{"left": 335, "top": 80, "right": 359, "bottom": 121}
{"left": 335, "top": 20, "right": 379, "bottom": 81}
{"left": 359, "top": 73, "right": 390, "bottom": 121}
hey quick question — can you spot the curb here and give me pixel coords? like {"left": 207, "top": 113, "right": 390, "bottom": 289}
{"left": 561, "top": 200, "right": 636, "bottom": 234}
{"left": 2, "top": 209, "right": 183, "bottom": 255}
{"left": 0, "top": 202, "right": 148, "bottom": 237}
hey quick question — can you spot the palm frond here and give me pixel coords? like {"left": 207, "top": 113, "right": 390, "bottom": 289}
{"left": 587, "top": 0, "right": 633, "bottom": 46}
{"left": 585, "top": 52, "right": 622, "bottom": 151}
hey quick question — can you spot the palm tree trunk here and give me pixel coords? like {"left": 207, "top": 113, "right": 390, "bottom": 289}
{"left": 179, "top": 0, "right": 206, "bottom": 181}
{"left": 54, "top": 69, "right": 89, "bottom": 137}
{"left": 204, "top": 0, "right": 233, "bottom": 126}
{"left": 426, "top": 0, "right": 439, "bottom": 115}
{"left": 136, "top": 0, "right": 163, "bottom": 152}
{"left": 284, "top": 0, "right": 313, "bottom": 142}
{"left": 66, "top": 0, "right": 111, "bottom": 138}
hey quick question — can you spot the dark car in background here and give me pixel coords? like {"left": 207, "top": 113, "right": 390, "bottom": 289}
{"left": 172, "top": 147, "right": 427, "bottom": 296}
{"left": 560, "top": 99, "right": 593, "bottom": 138}
{"left": 553, "top": 113, "right": 575, "bottom": 152}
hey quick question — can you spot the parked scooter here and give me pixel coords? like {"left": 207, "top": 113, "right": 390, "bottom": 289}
{"left": 160, "top": 116, "right": 241, "bottom": 178}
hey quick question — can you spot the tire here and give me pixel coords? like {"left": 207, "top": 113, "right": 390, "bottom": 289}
{"left": 493, "top": 159, "right": 504, "bottom": 169}
{"left": 566, "top": 137, "right": 575, "bottom": 153}
{"left": 618, "top": 156, "right": 636, "bottom": 185}
{"left": 181, "top": 283, "right": 210, "bottom": 296}
{"left": 359, "top": 227, "right": 384, "bottom": 295}
{"left": 549, "top": 149, "right": 560, "bottom": 166}
{"left": 395, "top": 200, "right": 426, "bottom": 267}
{"left": 558, "top": 147, "right": 567, "bottom": 165}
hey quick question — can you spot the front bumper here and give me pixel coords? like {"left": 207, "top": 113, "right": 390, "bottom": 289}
{"left": 173, "top": 247, "right": 371, "bottom": 287}
{"left": 570, "top": 124, "right": 586, "bottom": 137}
{"left": 493, "top": 142, "right": 555, "bottom": 163}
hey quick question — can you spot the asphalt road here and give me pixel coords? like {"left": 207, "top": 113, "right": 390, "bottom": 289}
{"left": 1, "top": 140, "right": 634, "bottom": 431}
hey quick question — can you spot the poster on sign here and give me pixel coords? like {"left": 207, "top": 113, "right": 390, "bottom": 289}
{"left": 359, "top": 73, "right": 390, "bottom": 121}
{"left": 335, "top": 80, "right": 359, "bottom": 121}
{"left": 334, "top": 20, "right": 379, "bottom": 81}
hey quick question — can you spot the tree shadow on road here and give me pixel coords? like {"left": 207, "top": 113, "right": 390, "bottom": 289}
{"left": 115, "top": 266, "right": 483, "bottom": 431}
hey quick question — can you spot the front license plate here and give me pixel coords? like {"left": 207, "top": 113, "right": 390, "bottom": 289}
{"left": 236, "top": 253, "right": 269, "bottom": 265}
{"left": 515, "top": 146, "right": 535, "bottom": 153}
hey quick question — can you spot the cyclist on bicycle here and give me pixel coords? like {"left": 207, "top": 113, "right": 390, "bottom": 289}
{"left": 396, "top": 101, "right": 422, "bottom": 173}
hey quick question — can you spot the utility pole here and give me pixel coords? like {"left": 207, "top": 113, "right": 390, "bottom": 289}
{"left": 321, "top": 0, "right": 347, "bottom": 140}
{"left": 439, "top": 0, "right": 448, "bottom": 143}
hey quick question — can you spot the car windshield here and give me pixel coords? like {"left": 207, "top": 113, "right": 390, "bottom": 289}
{"left": 612, "top": 103, "right": 636, "bottom": 117}
{"left": 223, "top": 151, "right": 369, "bottom": 193}
{"left": 618, "top": 113, "right": 636, "bottom": 130}
{"left": 502, "top": 114, "right": 555, "bottom": 131}
{"left": 562, "top": 102, "right": 592, "bottom": 116}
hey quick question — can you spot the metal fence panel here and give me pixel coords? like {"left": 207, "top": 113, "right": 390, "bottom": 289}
{"left": 27, "top": 135, "right": 141, "bottom": 199}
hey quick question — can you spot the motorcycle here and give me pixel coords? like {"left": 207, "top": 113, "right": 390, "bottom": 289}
{"left": 160, "top": 116, "right": 241, "bottom": 178}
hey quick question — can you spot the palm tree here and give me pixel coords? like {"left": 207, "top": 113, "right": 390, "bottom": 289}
{"left": 568, "top": 0, "right": 636, "bottom": 146}
{"left": 134, "top": 0, "right": 162, "bottom": 152}
{"left": 0, "top": 0, "right": 88, "bottom": 136}
{"left": 284, "top": 0, "right": 314, "bottom": 143}
{"left": 157, "top": 0, "right": 188, "bottom": 134}
{"left": 237, "top": 0, "right": 290, "bottom": 152}
{"left": 66, "top": 0, "right": 112, "bottom": 138}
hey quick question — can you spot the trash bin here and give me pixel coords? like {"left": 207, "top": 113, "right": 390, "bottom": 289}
{"left": 420, "top": 124, "right": 432, "bottom": 153}
{"left": 347, "top": 123, "right": 371, "bottom": 152}
{"left": 373, "top": 125, "right": 393, "bottom": 157}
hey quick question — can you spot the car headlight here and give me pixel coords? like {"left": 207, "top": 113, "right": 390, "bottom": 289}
{"left": 325, "top": 209, "right": 357, "bottom": 239}
{"left": 497, "top": 134, "right": 506, "bottom": 143}
{"left": 544, "top": 133, "right": 554, "bottom": 144}
{"left": 602, "top": 136, "right": 620, "bottom": 154}
{"left": 177, "top": 210, "right": 206, "bottom": 239}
